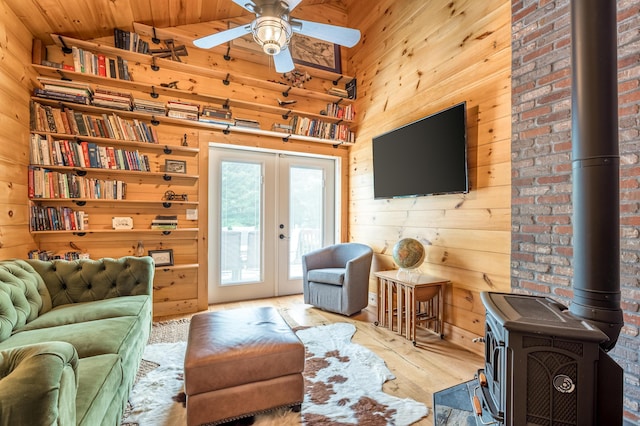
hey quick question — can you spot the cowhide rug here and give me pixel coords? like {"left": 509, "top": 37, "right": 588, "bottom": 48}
{"left": 123, "top": 322, "right": 428, "bottom": 425}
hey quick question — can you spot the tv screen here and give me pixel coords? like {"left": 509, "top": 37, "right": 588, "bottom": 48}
{"left": 372, "top": 102, "right": 469, "bottom": 199}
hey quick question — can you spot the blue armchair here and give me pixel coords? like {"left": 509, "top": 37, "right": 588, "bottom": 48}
{"left": 302, "top": 243, "right": 373, "bottom": 316}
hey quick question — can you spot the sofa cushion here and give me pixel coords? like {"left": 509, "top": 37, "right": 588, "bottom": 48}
{"left": 17, "top": 295, "right": 150, "bottom": 332}
{"left": 75, "top": 354, "right": 122, "bottom": 426}
{"left": 0, "top": 316, "right": 140, "bottom": 358}
{"left": 307, "top": 268, "right": 345, "bottom": 286}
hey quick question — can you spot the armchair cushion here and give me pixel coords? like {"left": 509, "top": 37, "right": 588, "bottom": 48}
{"left": 307, "top": 268, "right": 345, "bottom": 286}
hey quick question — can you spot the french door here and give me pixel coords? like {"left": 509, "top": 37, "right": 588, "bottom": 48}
{"left": 208, "top": 145, "right": 336, "bottom": 303}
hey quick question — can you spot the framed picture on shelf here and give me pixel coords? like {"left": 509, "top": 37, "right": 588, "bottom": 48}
{"left": 290, "top": 35, "right": 342, "bottom": 74}
{"left": 148, "top": 249, "right": 174, "bottom": 267}
{"left": 165, "top": 159, "right": 187, "bottom": 174}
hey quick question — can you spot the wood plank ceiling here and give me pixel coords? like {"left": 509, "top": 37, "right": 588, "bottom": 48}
{"left": 4, "top": 0, "right": 352, "bottom": 44}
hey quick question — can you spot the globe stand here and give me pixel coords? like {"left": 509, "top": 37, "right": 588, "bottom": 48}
{"left": 396, "top": 267, "right": 423, "bottom": 283}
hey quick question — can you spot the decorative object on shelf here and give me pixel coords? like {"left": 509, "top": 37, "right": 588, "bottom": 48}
{"left": 346, "top": 78, "right": 357, "bottom": 100}
{"left": 112, "top": 216, "right": 134, "bottom": 230}
{"left": 277, "top": 98, "right": 297, "bottom": 106}
{"left": 192, "top": 0, "right": 360, "bottom": 73}
{"left": 165, "top": 159, "right": 187, "bottom": 174}
{"left": 282, "top": 69, "right": 311, "bottom": 88}
{"left": 150, "top": 40, "right": 188, "bottom": 62}
{"left": 392, "top": 238, "right": 425, "bottom": 270}
{"left": 151, "top": 215, "right": 178, "bottom": 230}
{"left": 163, "top": 190, "right": 188, "bottom": 201}
{"left": 135, "top": 240, "right": 145, "bottom": 256}
{"left": 149, "top": 249, "right": 174, "bottom": 266}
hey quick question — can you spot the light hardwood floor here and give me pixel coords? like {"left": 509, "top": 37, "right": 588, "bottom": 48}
{"left": 157, "top": 294, "right": 483, "bottom": 426}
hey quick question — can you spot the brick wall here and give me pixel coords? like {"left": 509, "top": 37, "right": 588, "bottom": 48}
{"left": 511, "top": 0, "right": 640, "bottom": 423}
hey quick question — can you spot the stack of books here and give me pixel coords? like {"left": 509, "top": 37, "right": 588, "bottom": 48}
{"left": 234, "top": 117, "right": 261, "bottom": 129}
{"left": 151, "top": 215, "right": 178, "bottom": 230}
{"left": 272, "top": 123, "right": 293, "bottom": 133}
{"left": 34, "top": 78, "right": 93, "bottom": 105}
{"left": 70, "top": 46, "right": 131, "bottom": 80}
{"left": 327, "top": 86, "right": 349, "bottom": 98}
{"left": 199, "top": 106, "right": 234, "bottom": 125}
{"left": 133, "top": 98, "right": 166, "bottom": 115}
{"left": 167, "top": 100, "right": 199, "bottom": 121}
{"left": 92, "top": 87, "right": 133, "bottom": 110}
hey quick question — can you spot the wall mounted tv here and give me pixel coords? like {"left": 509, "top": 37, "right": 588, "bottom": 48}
{"left": 372, "top": 101, "right": 469, "bottom": 199}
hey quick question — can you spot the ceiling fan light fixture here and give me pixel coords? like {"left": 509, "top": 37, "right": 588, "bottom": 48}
{"left": 252, "top": 16, "right": 292, "bottom": 55}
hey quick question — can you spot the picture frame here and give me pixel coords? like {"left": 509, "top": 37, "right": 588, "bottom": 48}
{"left": 165, "top": 159, "right": 187, "bottom": 174}
{"left": 148, "top": 249, "right": 174, "bottom": 267}
{"left": 290, "top": 35, "right": 342, "bottom": 74}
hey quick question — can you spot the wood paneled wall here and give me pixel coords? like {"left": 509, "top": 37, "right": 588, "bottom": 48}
{"left": 347, "top": 0, "right": 512, "bottom": 353}
{"left": 0, "top": 0, "right": 37, "bottom": 259}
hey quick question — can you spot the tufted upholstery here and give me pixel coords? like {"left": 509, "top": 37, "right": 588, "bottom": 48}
{"left": 0, "top": 260, "right": 50, "bottom": 343}
{"left": 26, "top": 256, "right": 153, "bottom": 308}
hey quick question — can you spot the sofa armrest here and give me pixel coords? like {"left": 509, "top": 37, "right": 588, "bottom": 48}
{"left": 0, "top": 341, "right": 79, "bottom": 425}
{"left": 27, "top": 256, "right": 154, "bottom": 308}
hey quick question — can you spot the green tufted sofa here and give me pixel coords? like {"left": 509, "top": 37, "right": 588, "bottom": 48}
{"left": 0, "top": 256, "right": 154, "bottom": 426}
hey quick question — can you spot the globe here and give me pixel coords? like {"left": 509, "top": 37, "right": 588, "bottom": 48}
{"left": 392, "top": 238, "right": 425, "bottom": 269}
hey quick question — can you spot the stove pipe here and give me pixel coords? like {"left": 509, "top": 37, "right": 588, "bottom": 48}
{"left": 568, "top": 0, "right": 623, "bottom": 351}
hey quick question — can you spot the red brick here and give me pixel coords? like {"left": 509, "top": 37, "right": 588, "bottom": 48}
{"left": 522, "top": 281, "right": 551, "bottom": 293}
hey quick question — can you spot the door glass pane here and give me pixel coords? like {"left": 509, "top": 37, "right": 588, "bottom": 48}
{"left": 220, "top": 160, "right": 262, "bottom": 285}
{"left": 289, "top": 166, "right": 323, "bottom": 278}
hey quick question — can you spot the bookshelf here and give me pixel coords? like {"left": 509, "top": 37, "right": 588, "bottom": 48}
{"left": 41, "top": 33, "right": 357, "bottom": 145}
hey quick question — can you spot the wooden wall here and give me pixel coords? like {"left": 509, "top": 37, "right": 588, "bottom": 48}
{"left": 347, "top": 0, "right": 512, "bottom": 353}
{"left": 0, "top": 0, "right": 37, "bottom": 259}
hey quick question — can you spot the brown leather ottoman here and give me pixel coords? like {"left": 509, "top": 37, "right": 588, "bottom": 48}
{"left": 184, "top": 307, "right": 305, "bottom": 426}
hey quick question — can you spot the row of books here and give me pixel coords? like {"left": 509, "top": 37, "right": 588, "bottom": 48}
{"left": 198, "top": 106, "right": 234, "bottom": 125}
{"left": 30, "top": 205, "right": 88, "bottom": 232}
{"left": 151, "top": 215, "right": 178, "bottom": 230}
{"left": 73, "top": 46, "right": 132, "bottom": 80}
{"left": 34, "top": 78, "right": 93, "bottom": 105}
{"left": 289, "top": 116, "right": 355, "bottom": 143}
{"left": 114, "top": 28, "right": 150, "bottom": 54}
{"left": 31, "top": 101, "right": 159, "bottom": 143}
{"left": 234, "top": 117, "right": 261, "bottom": 129}
{"left": 29, "top": 166, "right": 127, "bottom": 200}
{"left": 325, "top": 102, "right": 355, "bottom": 121}
{"left": 134, "top": 98, "right": 166, "bottom": 115}
{"left": 27, "top": 250, "right": 86, "bottom": 261}
{"left": 30, "top": 134, "right": 151, "bottom": 172}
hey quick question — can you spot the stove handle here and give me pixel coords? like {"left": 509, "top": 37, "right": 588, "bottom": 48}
{"left": 471, "top": 386, "right": 500, "bottom": 425}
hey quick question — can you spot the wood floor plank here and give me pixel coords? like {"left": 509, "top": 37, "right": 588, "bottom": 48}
{"left": 157, "top": 294, "right": 484, "bottom": 425}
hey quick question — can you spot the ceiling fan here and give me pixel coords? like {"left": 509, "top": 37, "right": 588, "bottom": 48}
{"left": 193, "top": 0, "right": 361, "bottom": 72}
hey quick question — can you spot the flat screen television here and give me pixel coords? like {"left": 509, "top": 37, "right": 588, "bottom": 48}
{"left": 372, "top": 102, "right": 469, "bottom": 199}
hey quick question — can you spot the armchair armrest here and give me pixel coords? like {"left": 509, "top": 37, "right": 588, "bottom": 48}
{"left": 0, "top": 342, "right": 79, "bottom": 426}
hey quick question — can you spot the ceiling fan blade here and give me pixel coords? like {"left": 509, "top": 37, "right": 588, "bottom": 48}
{"left": 285, "top": 0, "right": 303, "bottom": 11}
{"left": 273, "top": 48, "right": 295, "bottom": 73}
{"left": 291, "top": 19, "right": 361, "bottom": 47}
{"left": 232, "top": 0, "right": 258, "bottom": 13}
{"left": 193, "top": 24, "right": 251, "bottom": 49}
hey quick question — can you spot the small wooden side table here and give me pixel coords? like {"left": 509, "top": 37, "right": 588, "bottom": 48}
{"left": 374, "top": 270, "right": 448, "bottom": 345}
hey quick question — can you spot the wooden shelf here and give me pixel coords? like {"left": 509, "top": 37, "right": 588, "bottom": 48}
{"left": 33, "top": 130, "right": 199, "bottom": 156}
{"left": 155, "top": 263, "right": 199, "bottom": 271}
{"left": 31, "top": 228, "right": 199, "bottom": 236}
{"left": 32, "top": 96, "right": 354, "bottom": 147}
{"left": 29, "top": 198, "right": 199, "bottom": 207}
{"left": 33, "top": 64, "right": 354, "bottom": 126}
{"left": 29, "top": 163, "right": 198, "bottom": 184}
{"left": 54, "top": 31, "right": 355, "bottom": 105}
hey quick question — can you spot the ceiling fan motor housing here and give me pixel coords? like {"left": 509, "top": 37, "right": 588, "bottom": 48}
{"left": 252, "top": 16, "right": 292, "bottom": 55}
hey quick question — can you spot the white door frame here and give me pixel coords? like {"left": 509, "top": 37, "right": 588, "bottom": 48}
{"left": 208, "top": 143, "right": 340, "bottom": 304}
